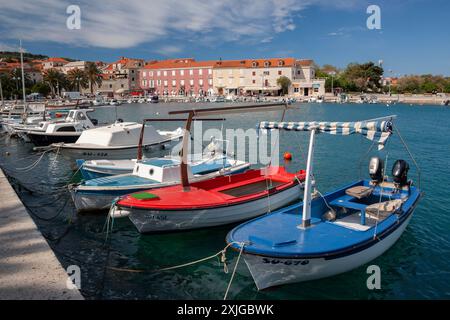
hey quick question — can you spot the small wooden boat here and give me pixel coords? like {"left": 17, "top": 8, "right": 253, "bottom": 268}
{"left": 70, "top": 154, "right": 250, "bottom": 212}
{"left": 113, "top": 103, "right": 307, "bottom": 233}
{"left": 227, "top": 116, "right": 422, "bottom": 290}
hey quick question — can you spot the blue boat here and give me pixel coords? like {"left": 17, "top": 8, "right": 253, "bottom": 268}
{"left": 227, "top": 116, "right": 422, "bottom": 290}
{"left": 69, "top": 154, "right": 250, "bottom": 212}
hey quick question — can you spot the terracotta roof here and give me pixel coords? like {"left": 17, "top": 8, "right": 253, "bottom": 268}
{"left": 143, "top": 58, "right": 216, "bottom": 70}
{"left": 213, "top": 58, "right": 296, "bottom": 69}
{"left": 45, "top": 57, "right": 69, "bottom": 63}
{"left": 296, "top": 59, "right": 314, "bottom": 67}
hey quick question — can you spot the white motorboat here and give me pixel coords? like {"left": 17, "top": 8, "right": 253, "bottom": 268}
{"left": 25, "top": 109, "right": 98, "bottom": 146}
{"left": 53, "top": 121, "right": 184, "bottom": 160}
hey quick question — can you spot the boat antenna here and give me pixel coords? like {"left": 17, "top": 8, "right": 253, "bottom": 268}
{"left": 19, "top": 40, "right": 28, "bottom": 117}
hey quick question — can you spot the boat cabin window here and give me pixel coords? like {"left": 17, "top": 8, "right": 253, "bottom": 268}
{"left": 77, "top": 112, "right": 87, "bottom": 121}
{"left": 68, "top": 111, "right": 75, "bottom": 119}
{"left": 56, "top": 126, "right": 76, "bottom": 132}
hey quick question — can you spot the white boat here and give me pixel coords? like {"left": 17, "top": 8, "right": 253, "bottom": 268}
{"left": 25, "top": 109, "right": 98, "bottom": 146}
{"left": 53, "top": 122, "right": 184, "bottom": 160}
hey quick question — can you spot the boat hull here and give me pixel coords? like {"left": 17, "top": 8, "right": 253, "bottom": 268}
{"left": 28, "top": 132, "right": 80, "bottom": 146}
{"left": 57, "top": 138, "right": 180, "bottom": 160}
{"left": 121, "top": 183, "right": 302, "bottom": 233}
{"left": 242, "top": 213, "right": 414, "bottom": 290}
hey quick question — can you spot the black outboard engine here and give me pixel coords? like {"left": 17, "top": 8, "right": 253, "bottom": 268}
{"left": 392, "top": 159, "right": 409, "bottom": 189}
{"left": 369, "top": 157, "right": 384, "bottom": 184}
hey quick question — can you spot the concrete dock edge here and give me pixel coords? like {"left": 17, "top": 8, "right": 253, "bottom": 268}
{"left": 0, "top": 168, "right": 83, "bottom": 300}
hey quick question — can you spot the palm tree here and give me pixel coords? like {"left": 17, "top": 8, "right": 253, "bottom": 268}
{"left": 85, "top": 62, "right": 102, "bottom": 94}
{"left": 67, "top": 68, "right": 89, "bottom": 92}
{"left": 43, "top": 68, "right": 66, "bottom": 97}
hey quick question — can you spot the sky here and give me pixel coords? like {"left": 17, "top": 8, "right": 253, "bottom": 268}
{"left": 0, "top": 0, "right": 449, "bottom": 76}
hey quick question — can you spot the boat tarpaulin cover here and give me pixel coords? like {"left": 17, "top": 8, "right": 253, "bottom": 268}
{"left": 259, "top": 118, "right": 393, "bottom": 150}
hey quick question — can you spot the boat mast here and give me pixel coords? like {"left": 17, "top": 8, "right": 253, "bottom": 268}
{"left": 0, "top": 75, "right": 4, "bottom": 107}
{"left": 300, "top": 128, "right": 316, "bottom": 228}
{"left": 169, "top": 103, "right": 290, "bottom": 192}
{"left": 19, "top": 40, "right": 28, "bottom": 116}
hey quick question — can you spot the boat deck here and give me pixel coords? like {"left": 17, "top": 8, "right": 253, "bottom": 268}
{"left": 227, "top": 180, "right": 420, "bottom": 258}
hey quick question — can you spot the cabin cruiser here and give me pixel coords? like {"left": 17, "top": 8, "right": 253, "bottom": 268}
{"left": 25, "top": 109, "right": 98, "bottom": 146}
{"left": 52, "top": 121, "right": 184, "bottom": 160}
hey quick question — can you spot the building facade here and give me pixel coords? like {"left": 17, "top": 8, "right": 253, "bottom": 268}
{"left": 291, "top": 60, "right": 326, "bottom": 97}
{"left": 98, "top": 57, "right": 144, "bottom": 96}
{"left": 213, "top": 58, "right": 297, "bottom": 96}
{"left": 42, "top": 57, "right": 69, "bottom": 71}
{"left": 139, "top": 59, "right": 215, "bottom": 96}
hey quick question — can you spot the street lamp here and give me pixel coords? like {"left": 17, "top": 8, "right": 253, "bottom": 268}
{"left": 329, "top": 71, "right": 336, "bottom": 95}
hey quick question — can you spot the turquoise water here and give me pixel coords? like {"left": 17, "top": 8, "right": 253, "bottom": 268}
{"left": 1, "top": 102, "right": 449, "bottom": 299}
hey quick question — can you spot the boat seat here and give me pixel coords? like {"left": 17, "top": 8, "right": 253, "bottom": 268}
{"left": 330, "top": 198, "right": 368, "bottom": 212}
{"left": 345, "top": 186, "right": 373, "bottom": 199}
{"left": 365, "top": 199, "right": 404, "bottom": 220}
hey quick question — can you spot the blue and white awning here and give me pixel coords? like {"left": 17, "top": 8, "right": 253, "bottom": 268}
{"left": 259, "top": 118, "right": 394, "bottom": 149}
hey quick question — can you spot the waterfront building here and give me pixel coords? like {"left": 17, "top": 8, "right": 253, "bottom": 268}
{"left": 139, "top": 58, "right": 215, "bottom": 97}
{"left": 291, "top": 59, "right": 326, "bottom": 98}
{"left": 98, "top": 57, "right": 145, "bottom": 97}
{"left": 42, "top": 57, "right": 69, "bottom": 71}
{"left": 213, "top": 58, "right": 297, "bottom": 96}
{"left": 62, "top": 61, "right": 87, "bottom": 73}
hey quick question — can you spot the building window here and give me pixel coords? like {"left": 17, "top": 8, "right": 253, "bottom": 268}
{"left": 163, "top": 71, "right": 167, "bottom": 76}
{"left": 190, "top": 79, "right": 194, "bottom": 86}
{"left": 157, "top": 80, "right": 161, "bottom": 86}
{"left": 264, "top": 61, "right": 271, "bottom": 67}
{"left": 278, "top": 71, "right": 282, "bottom": 75}
{"left": 164, "top": 80, "right": 168, "bottom": 86}
{"left": 252, "top": 61, "right": 258, "bottom": 67}
{"left": 189, "top": 69, "right": 193, "bottom": 76}
{"left": 180, "top": 80, "right": 185, "bottom": 86}
{"left": 132, "top": 77, "right": 135, "bottom": 81}
{"left": 208, "top": 79, "right": 213, "bottom": 85}
{"left": 263, "top": 71, "right": 270, "bottom": 76}
{"left": 199, "top": 69, "right": 203, "bottom": 76}
{"left": 208, "top": 69, "right": 212, "bottom": 75}
{"left": 131, "top": 70, "right": 135, "bottom": 73}
{"left": 199, "top": 79, "right": 203, "bottom": 86}
{"left": 172, "top": 80, "right": 176, "bottom": 86}
{"left": 252, "top": 71, "right": 256, "bottom": 76}
{"left": 172, "top": 70, "right": 176, "bottom": 76}
{"left": 121, "top": 84, "right": 124, "bottom": 88}
{"left": 150, "top": 80, "right": 154, "bottom": 87}
{"left": 157, "top": 71, "right": 161, "bottom": 76}
{"left": 180, "top": 70, "right": 184, "bottom": 76}
{"left": 278, "top": 60, "right": 285, "bottom": 66}
{"left": 252, "top": 80, "right": 256, "bottom": 84}
{"left": 294, "top": 87, "right": 299, "bottom": 93}
{"left": 109, "top": 84, "right": 112, "bottom": 88}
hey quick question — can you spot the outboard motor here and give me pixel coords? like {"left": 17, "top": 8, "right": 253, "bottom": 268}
{"left": 392, "top": 159, "right": 409, "bottom": 189}
{"left": 369, "top": 157, "right": 384, "bottom": 184}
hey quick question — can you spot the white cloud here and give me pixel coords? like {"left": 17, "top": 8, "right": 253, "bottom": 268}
{"left": 0, "top": 0, "right": 364, "bottom": 49}
{"left": 0, "top": 42, "right": 18, "bottom": 51}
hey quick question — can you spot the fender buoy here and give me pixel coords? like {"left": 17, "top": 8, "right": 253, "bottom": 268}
{"left": 283, "top": 152, "right": 292, "bottom": 161}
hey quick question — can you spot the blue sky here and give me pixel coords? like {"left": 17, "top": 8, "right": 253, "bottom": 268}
{"left": 0, "top": 0, "right": 449, "bottom": 75}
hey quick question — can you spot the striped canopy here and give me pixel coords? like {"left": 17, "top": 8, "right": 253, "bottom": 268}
{"left": 259, "top": 118, "right": 394, "bottom": 149}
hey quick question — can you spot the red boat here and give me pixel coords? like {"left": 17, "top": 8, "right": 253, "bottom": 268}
{"left": 115, "top": 166, "right": 306, "bottom": 233}
{"left": 111, "top": 103, "right": 306, "bottom": 233}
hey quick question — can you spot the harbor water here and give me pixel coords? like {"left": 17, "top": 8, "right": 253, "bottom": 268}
{"left": 0, "top": 102, "right": 449, "bottom": 299}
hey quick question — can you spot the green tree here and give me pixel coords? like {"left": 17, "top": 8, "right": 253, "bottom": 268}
{"left": 276, "top": 76, "right": 292, "bottom": 95}
{"left": 85, "top": 62, "right": 102, "bottom": 94}
{"left": 31, "top": 82, "right": 51, "bottom": 96}
{"left": 67, "top": 68, "right": 89, "bottom": 92}
{"left": 43, "top": 68, "right": 67, "bottom": 96}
